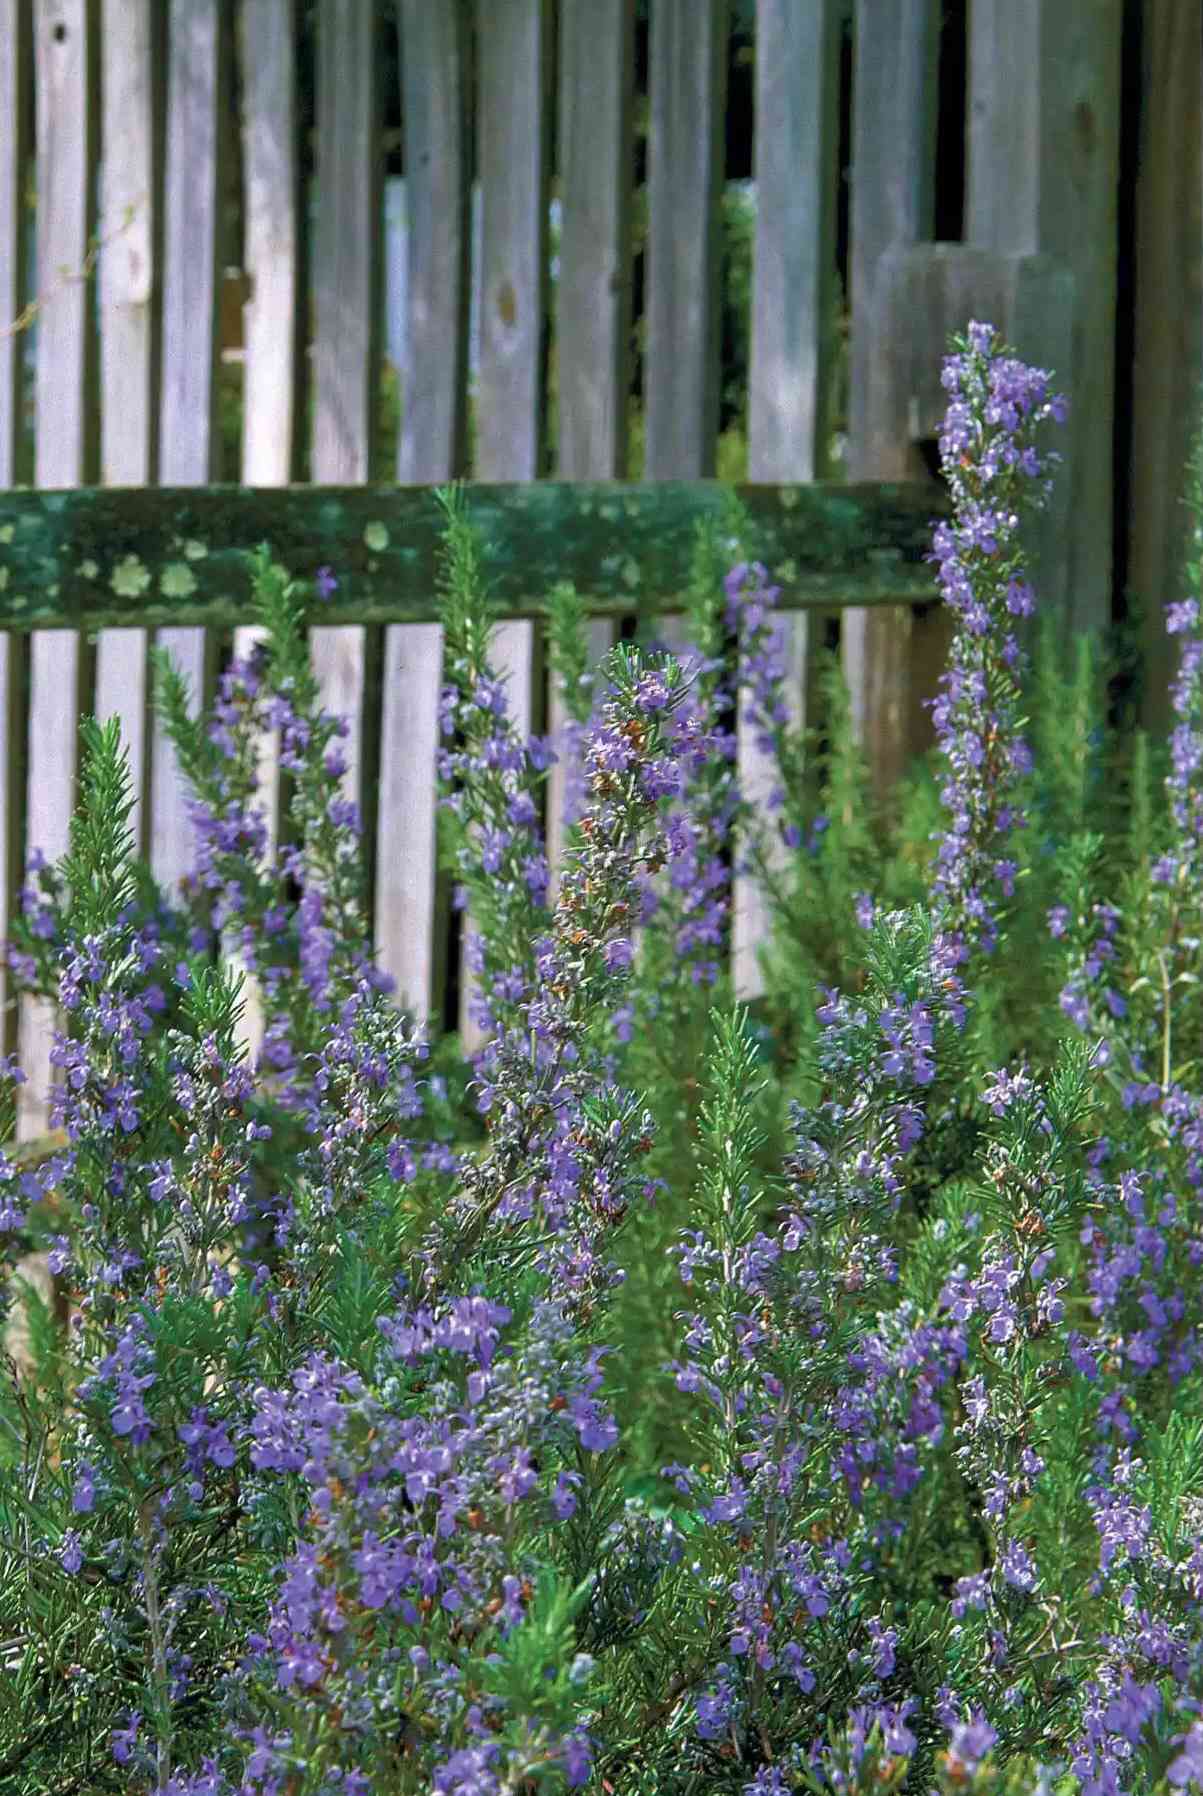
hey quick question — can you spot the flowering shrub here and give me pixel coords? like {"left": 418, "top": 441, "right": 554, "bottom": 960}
{"left": 1, "top": 325, "right": 1203, "bottom": 1795}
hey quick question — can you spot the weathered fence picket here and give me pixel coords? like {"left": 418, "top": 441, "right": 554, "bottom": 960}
{"left": 0, "top": 0, "right": 29, "bottom": 1070}
{"left": 234, "top": 0, "right": 299, "bottom": 1054}
{"left": 842, "top": 0, "right": 938, "bottom": 799}
{"left": 0, "top": 0, "right": 26, "bottom": 490}
{"left": 737, "top": 0, "right": 840, "bottom": 999}
{"left": 966, "top": 0, "right": 1120, "bottom": 636}
{"left": 1128, "top": 0, "right": 1203, "bottom": 729}
{"left": 311, "top": 0, "right": 380, "bottom": 881}
{"left": 240, "top": 0, "right": 298, "bottom": 493}
{"left": 645, "top": 0, "right": 727, "bottom": 481}
{"left": 464, "top": 0, "right": 549, "bottom": 1045}
{"left": 96, "top": 0, "right": 156, "bottom": 855}
{"left": 545, "top": 0, "right": 632, "bottom": 880}
{"left": 378, "top": 0, "right": 472, "bottom": 1018}
{"left": 152, "top": 0, "right": 223, "bottom": 901}
{"left": 556, "top": 0, "right": 634, "bottom": 483}
{"left": 24, "top": 0, "right": 96, "bottom": 1139}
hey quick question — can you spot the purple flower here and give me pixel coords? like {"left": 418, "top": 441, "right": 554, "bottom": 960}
{"left": 943, "top": 1715, "right": 998, "bottom": 1778}
{"left": 570, "top": 1393, "right": 619, "bottom": 1453}
{"left": 1168, "top": 1721, "right": 1203, "bottom": 1788}
{"left": 71, "top": 1463, "right": 96, "bottom": 1514}
{"left": 57, "top": 1530, "right": 84, "bottom": 1575}
{"left": 111, "top": 1712, "right": 141, "bottom": 1766}
{"left": 928, "top": 324, "right": 1064, "bottom": 957}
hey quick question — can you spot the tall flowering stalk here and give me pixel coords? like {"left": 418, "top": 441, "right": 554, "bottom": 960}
{"left": 421, "top": 640, "right": 710, "bottom": 1323}
{"left": 1049, "top": 426, "right": 1203, "bottom": 1218}
{"left": 435, "top": 486, "right": 554, "bottom": 1066}
{"left": 930, "top": 322, "right": 1066, "bottom": 961}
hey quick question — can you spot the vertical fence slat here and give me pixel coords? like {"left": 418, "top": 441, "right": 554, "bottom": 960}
{"left": 475, "top": 0, "right": 549, "bottom": 485}
{"left": 96, "top": 0, "right": 157, "bottom": 854}
{"left": 23, "top": 0, "right": 96, "bottom": 1136}
{"left": 0, "top": 0, "right": 30, "bottom": 1068}
{"left": 842, "top": 0, "right": 938, "bottom": 795}
{"left": 152, "top": 0, "right": 223, "bottom": 896}
{"left": 966, "top": 0, "right": 1121, "bottom": 634}
{"left": 239, "top": 0, "right": 298, "bottom": 695}
{"left": 311, "top": 0, "right": 380, "bottom": 855}
{"left": 466, "top": 0, "right": 549, "bottom": 1044}
{"left": 235, "top": 0, "right": 298, "bottom": 1055}
{"left": 1128, "top": 0, "right": 1202, "bottom": 728}
{"left": 397, "top": 0, "right": 471, "bottom": 485}
{"left": 548, "top": 0, "right": 633, "bottom": 882}
{"left": 241, "top": 0, "right": 297, "bottom": 492}
{"left": 375, "top": 0, "right": 471, "bottom": 1019}
{"left": 748, "top": 0, "right": 837, "bottom": 477}
{"left": 644, "top": 0, "right": 728, "bottom": 478}
{"left": 846, "top": 0, "right": 937, "bottom": 469}
{"left": 557, "top": 0, "right": 634, "bottom": 479}
{"left": 375, "top": 621, "right": 444, "bottom": 1014}
{"left": 736, "top": 0, "right": 839, "bottom": 998}
{"left": 0, "top": 0, "right": 29, "bottom": 482}
{"left": 642, "top": 0, "right": 727, "bottom": 948}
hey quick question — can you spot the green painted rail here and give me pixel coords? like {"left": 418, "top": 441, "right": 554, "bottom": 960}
{"left": 0, "top": 481, "right": 947, "bottom": 632}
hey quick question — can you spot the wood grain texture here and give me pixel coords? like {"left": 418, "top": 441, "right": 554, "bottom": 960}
{"left": 25, "top": 0, "right": 97, "bottom": 1136}
{"left": 375, "top": 621, "right": 444, "bottom": 1016}
{"left": 99, "top": 0, "right": 157, "bottom": 486}
{"left": 0, "top": 482, "right": 948, "bottom": 627}
{"left": 1127, "top": 0, "right": 1203, "bottom": 729}
{"left": 468, "top": 0, "right": 550, "bottom": 1046}
{"left": 644, "top": 0, "right": 728, "bottom": 477}
{"left": 97, "top": 0, "right": 158, "bottom": 853}
{"left": 556, "top": 0, "right": 634, "bottom": 478}
{"left": 749, "top": 0, "right": 838, "bottom": 483}
{"left": 475, "top": 0, "right": 549, "bottom": 482}
{"left": 158, "top": 0, "right": 221, "bottom": 486}
{"left": 397, "top": 0, "right": 471, "bottom": 483}
{"left": 862, "top": 245, "right": 1073, "bottom": 441}
{"left": 0, "top": 0, "right": 31, "bottom": 1066}
{"left": 0, "top": 635, "right": 25, "bottom": 1063}
{"left": 152, "top": 0, "right": 223, "bottom": 895}
{"left": 378, "top": 0, "right": 473, "bottom": 1019}
{"left": 863, "top": 240, "right": 1075, "bottom": 654}
{"left": 843, "top": 0, "right": 938, "bottom": 797}
{"left": 966, "top": 0, "right": 1121, "bottom": 632}
{"left": 236, "top": 0, "right": 300, "bottom": 1053}
{"left": 549, "top": 1, "right": 630, "bottom": 893}
{"left": 240, "top": 0, "right": 298, "bottom": 487}
{"left": 311, "top": 0, "right": 381, "bottom": 842}
{"left": 0, "top": 0, "right": 31, "bottom": 484}
{"left": 739, "top": 0, "right": 840, "bottom": 996}
{"left": 33, "top": 0, "right": 96, "bottom": 486}
{"left": 846, "top": 0, "right": 937, "bottom": 476}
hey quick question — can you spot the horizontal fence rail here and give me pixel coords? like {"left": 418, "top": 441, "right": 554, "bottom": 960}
{"left": 0, "top": 482, "right": 948, "bottom": 630}
{"left": 0, "top": 472, "right": 952, "bottom": 1129}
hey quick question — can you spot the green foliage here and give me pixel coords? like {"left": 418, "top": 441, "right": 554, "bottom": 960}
{"left": 61, "top": 716, "right": 140, "bottom": 934}
{"left": 5, "top": 396, "right": 1203, "bottom": 1796}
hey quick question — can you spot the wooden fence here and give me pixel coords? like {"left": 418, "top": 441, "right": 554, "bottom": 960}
{"left": 0, "top": 0, "right": 1200, "bottom": 1133}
